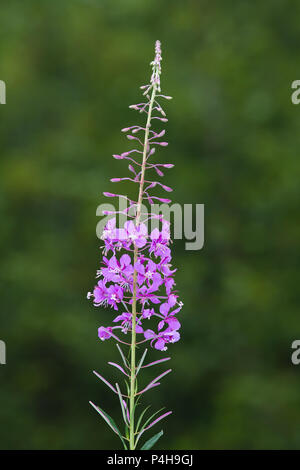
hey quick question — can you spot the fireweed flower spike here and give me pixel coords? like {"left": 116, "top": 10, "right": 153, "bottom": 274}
{"left": 88, "top": 41, "right": 183, "bottom": 450}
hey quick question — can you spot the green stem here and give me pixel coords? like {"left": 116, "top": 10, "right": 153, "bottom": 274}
{"left": 129, "top": 84, "right": 157, "bottom": 450}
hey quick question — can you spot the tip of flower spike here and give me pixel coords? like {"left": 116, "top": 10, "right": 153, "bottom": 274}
{"left": 103, "top": 192, "right": 116, "bottom": 197}
{"left": 113, "top": 154, "right": 124, "bottom": 159}
{"left": 110, "top": 178, "right": 121, "bottom": 182}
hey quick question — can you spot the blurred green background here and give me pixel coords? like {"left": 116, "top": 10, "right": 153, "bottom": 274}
{"left": 1, "top": 0, "right": 300, "bottom": 450}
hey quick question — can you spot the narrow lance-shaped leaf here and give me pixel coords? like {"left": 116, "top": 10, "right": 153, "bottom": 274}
{"left": 93, "top": 370, "right": 117, "bottom": 394}
{"left": 146, "top": 369, "right": 172, "bottom": 389}
{"left": 135, "top": 408, "right": 165, "bottom": 446}
{"left": 116, "top": 383, "right": 130, "bottom": 426}
{"left": 142, "top": 357, "right": 171, "bottom": 369}
{"left": 108, "top": 362, "right": 128, "bottom": 376}
{"left": 122, "top": 399, "right": 130, "bottom": 424}
{"left": 136, "top": 405, "right": 151, "bottom": 433}
{"left": 116, "top": 343, "right": 130, "bottom": 369}
{"left": 136, "top": 411, "right": 172, "bottom": 448}
{"left": 136, "top": 382, "right": 161, "bottom": 396}
{"left": 89, "top": 401, "right": 128, "bottom": 450}
{"left": 135, "top": 348, "right": 148, "bottom": 377}
{"left": 140, "top": 430, "right": 164, "bottom": 451}
{"left": 144, "top": 410, "right": 172, "bottom": 431}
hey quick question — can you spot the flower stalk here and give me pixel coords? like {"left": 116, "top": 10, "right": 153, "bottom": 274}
{"left": 130, "top": 84, "right": 157, "bottom": 449}
{"left": 88, "top": 40, "right": 183, "bottom": 451}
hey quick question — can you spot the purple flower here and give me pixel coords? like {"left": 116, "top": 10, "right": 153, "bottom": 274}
{"left": 135, "top": 259, "right": 163, "bottom": 289}
{"left": 164, "top": 277, "right": 175, "bottom": 295}
{"left": 135, "top": 285, "right": 160, "bottom": 306}
{"left": 149, "top": 226, "right": 171, "bottom": 260}
{"left": 113, "top": 312, "right": 143, "bottom": 334}
{"left": 144, "top": 328, "right": 181, "bottom": 351}
{"left": 101, "top": 217, "right": 126, "bottom": 253}
{"left": 158, "top": 316, "right": 181, "bottom": 332}
{"left": 98, "top": 326, "right": 113, "bottom": 341}
{"left": 155, "top": 331, "right": 180, "bottom": 351}
{"left": 101, "top": 254, "right": 133, "bottom": 283}
{"left": 159, "top": 294, "right": 177, "bottom": 314}
{"left": 93, "top": 280, "right": 108, "bottom": 306}
{"left": 102, "top": 217, "right": 116, "bottom": 241}
{"left": 159, "top": 298, "right": 183, "bottom": 318}
{"left": 142, "top": 307, "right": 155, "bottom": 319}
{"left": 123, "top": 221, "right": 148, "bottom": 248}
{"left": 107, "top": 284, "right": 124, "bottom": 310}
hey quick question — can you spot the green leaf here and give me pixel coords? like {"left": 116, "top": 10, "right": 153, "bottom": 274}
{"left": 135, "top": 408, "right": 165, "bottom": 447}
{"left": 140, "top": 407, "right": 165, "bottom": 432}
{"left": 135, "top": 348, "right": 148, "bottom": 376}
{"left": 136, "top": 405, "right": 151, "bottom": 432}
{"left": 89, "top": 401, "right": 128, "bottom": 450}
{"left": 116, "top": 343, "right": 129, "bottom": 368}
{"left": 115, "top": 383, "right": 129, "bottom": 427}
{"left": 124, "top": 379, "right": 130, "bottom": 396}
{"left": 140, "top": 430, "right": 164, "bottom": 450}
